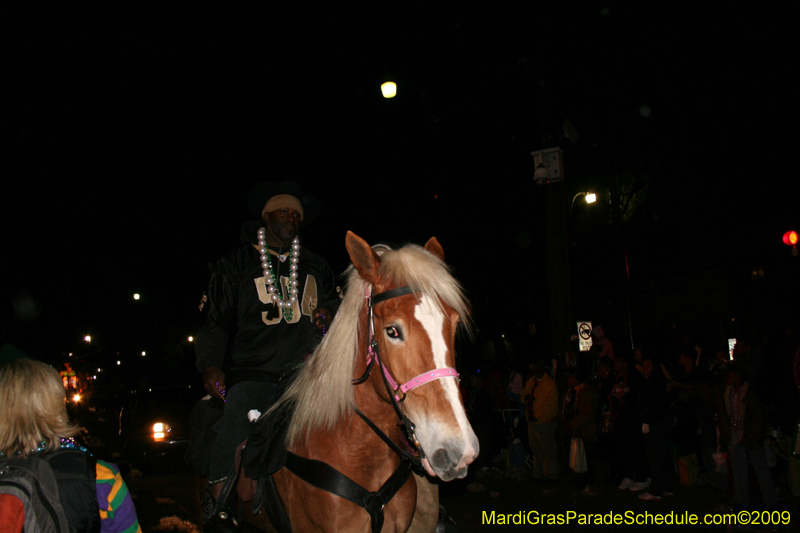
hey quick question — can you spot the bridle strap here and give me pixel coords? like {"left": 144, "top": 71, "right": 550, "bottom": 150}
{"left": 370, "top": 285, "right": 414, "bottom": 305}
{"left": 398, "top": 368, "right": 460, "bottom": 396}
{"left": 361, "top": 285, "right": 460, "bottom": 401}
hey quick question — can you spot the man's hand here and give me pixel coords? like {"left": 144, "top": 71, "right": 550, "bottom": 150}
{"left": 312, "top": 307, "right": 332, "bottom": 334}
{"left": 203, "top": 366, "right": 226, "bottom": 401}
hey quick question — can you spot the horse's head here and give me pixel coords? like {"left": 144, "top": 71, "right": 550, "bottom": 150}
{"left": 346, "top": 231, "right": 479, "bottom": 481}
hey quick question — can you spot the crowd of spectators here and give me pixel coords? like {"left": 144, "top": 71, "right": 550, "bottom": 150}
{"left": 462, "top": 327, "right": 800, "bottom": 513}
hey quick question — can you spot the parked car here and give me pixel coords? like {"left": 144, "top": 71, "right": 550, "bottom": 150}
{"left": 118, "top": 384, "right": 201, "bottom": 469}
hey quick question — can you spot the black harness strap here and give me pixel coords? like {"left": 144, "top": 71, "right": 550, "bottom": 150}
{"left": 257, "top": 474, "right": 293, "bottom": 533}
{"left": 284, "top": 451, "right": 412, "bottom": 533}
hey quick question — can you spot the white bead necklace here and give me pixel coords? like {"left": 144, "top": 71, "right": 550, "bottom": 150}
{"left": 258, "top": 227, "right": 300, "bottom": 321}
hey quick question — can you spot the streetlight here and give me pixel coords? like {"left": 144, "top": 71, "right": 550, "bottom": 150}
{"left": 381, "top": 81, "right": 397, "bottom": 99}
{"left": 133, "top": 293, "right": 140, "bottom": 300}
{"left": 84, "top": 335, "right": 91, "bottom": 343}
{"left": 571, "top": 191, "right": 597, "bottom": 213}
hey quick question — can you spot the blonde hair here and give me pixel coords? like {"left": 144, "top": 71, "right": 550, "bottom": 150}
{"left": 0, "top": 359, "right": 80, "bottom": 458}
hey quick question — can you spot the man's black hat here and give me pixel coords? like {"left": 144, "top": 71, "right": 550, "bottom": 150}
{"left": 247, "top": 180, "right": 322, "bottom": 225}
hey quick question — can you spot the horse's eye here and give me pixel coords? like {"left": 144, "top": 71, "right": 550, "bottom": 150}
{"left": 385, "top": 326, "right": 402, "bottom": 340}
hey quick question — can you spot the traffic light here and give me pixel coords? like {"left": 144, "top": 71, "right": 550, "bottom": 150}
{"left": 783, "top": 230, "right": 798, "bottom": 256}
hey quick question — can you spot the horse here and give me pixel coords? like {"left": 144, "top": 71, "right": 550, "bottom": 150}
{"left": 239, "top": 231, "right": 479, "bottom": 533}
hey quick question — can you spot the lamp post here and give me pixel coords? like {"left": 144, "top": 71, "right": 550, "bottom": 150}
{"left": 535, "top": 148, "right": 601, "bottom": 358}
{"left": 536, "top": 147, "right": 573, "bottom": 357}
{"left": 571, "top": 192, "right": 596, "bottom": 212}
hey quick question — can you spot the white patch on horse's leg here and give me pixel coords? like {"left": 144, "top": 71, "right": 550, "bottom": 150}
{"left": 414, "top": 296, "right": 479, "bottom": 471}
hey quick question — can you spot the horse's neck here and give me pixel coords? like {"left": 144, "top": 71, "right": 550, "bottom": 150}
{"left": 295, "top": 376, "right": 403, "bottom": 488}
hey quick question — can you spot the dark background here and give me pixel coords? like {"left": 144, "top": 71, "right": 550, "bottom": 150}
{"left": 3, "top": 4, "right": 799, "bottom": 382}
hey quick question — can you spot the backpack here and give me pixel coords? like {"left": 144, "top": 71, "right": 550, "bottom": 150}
{"left": 0, "top": 452, "right": 70, "bottom": 533}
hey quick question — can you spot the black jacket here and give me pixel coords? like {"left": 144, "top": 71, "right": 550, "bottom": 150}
{"left": 196, "top": 221, "right": 338, "bottom": 385}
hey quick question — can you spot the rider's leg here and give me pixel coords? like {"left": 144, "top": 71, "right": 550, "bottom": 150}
{"left": 205, "top": 382, "right": 280, "bottom": 516}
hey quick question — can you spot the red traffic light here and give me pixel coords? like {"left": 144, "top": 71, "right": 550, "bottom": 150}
{"left": 783, "top": 230, "right": 798, "bottom": 246}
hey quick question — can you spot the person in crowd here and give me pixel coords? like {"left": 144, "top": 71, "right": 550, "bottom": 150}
{"left": 708, "top": 346, "right": 730, "bottom": 382}
{"left": 595, "top": 361, "right": 615, "bottom": 441}
{"left": 591, "top": 326, "right": 615, "bottom": 365}
{"left": 0, "top": 358, "right": 141, "bottom": 533}
{"left": 520, "top": 358, "right": 558, "bottom": 484}
{"left": 636, "top": 356, "right": 675, "bottom": 502}
{"left": 465, "top": 372, "right": 496, "bottom": 467}
{"left": 608, "top": 354, "right": 650, "bottom": 492}
{"left": 507, "top": 359, "right": 526, "bottom": 416}
{"left": 717, "top": 364, "right": 781, "bottom": 511}
{"left": 670, "top": 347, "right": 725, "bottom": 490}
{"left": 563, "top": 367, "right": 599, "bottom": 490}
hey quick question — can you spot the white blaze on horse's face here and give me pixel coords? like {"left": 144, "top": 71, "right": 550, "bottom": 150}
{"left": 406, "top": 295, "right": 479, "bottom": 481}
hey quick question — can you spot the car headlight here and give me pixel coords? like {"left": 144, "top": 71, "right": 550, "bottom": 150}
{"left": 152, "top": 422, "right": 171, "bottom": 441}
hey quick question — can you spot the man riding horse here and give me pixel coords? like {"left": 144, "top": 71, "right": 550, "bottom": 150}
{"left": 195, "top": 180, "right": 339, "bottom": 519}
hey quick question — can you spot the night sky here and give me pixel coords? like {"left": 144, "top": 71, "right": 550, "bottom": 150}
{"left": 4, "top": 4, "right": 799, "bottom": 371}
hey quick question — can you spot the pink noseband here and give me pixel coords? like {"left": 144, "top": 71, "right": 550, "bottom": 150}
{"left": 365, "top": 286, "right": 460, "bottom": 402}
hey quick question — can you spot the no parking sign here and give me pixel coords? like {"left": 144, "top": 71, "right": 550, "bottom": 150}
{"left": 578, "top": 322, "right": 593, "bottom": 352}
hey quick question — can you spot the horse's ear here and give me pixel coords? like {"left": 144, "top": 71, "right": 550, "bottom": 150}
{"left": 424, "top": 237, "right": 445, "bottom": 261}
{"left": 346, "top": 231, "right": 381, "bottom": 283}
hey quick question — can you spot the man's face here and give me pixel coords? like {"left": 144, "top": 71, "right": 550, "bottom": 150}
{"left": 264, "top": 207, "right": 301, "bottom": 244}
{"left": 642, "top": 359, "right": 654, "bottom": 379}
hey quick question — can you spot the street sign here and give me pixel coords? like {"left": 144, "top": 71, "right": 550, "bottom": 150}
{"left": 578, "top": 322, "right": 593, "bottom": 352}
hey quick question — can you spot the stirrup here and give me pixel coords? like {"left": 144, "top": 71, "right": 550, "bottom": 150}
{"left": 435, "top": 505, "right": 458, "bottom": 533}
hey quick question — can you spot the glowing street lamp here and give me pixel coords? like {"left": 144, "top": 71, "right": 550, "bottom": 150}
{"left": 84, "top": 335, "right": 91, "bottom": 343}
{"left": 571, "top": 191, "right": 597, "bottom": 212}
{"left": 133, "top": 293, "right": 140, "bottom": 300}
{"left": 381, "top": 81, "right": 397, "bottom": 99}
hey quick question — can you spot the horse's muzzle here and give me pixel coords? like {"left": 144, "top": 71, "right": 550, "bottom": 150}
{"left": 426, "top": 438, "right": 478, "bottom": 481}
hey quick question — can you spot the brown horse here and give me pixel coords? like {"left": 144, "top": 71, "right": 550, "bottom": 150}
{"left": 255, "top": 231, "right": 478, "bottom": 533}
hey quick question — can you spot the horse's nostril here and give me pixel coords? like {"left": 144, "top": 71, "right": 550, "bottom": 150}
{"left": 431, "top": 447, "right": 452, "bottom": 470}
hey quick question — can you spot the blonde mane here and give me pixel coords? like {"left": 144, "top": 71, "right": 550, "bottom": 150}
{"left": 277, "top": 242, "right": 471, "bottom": 447}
